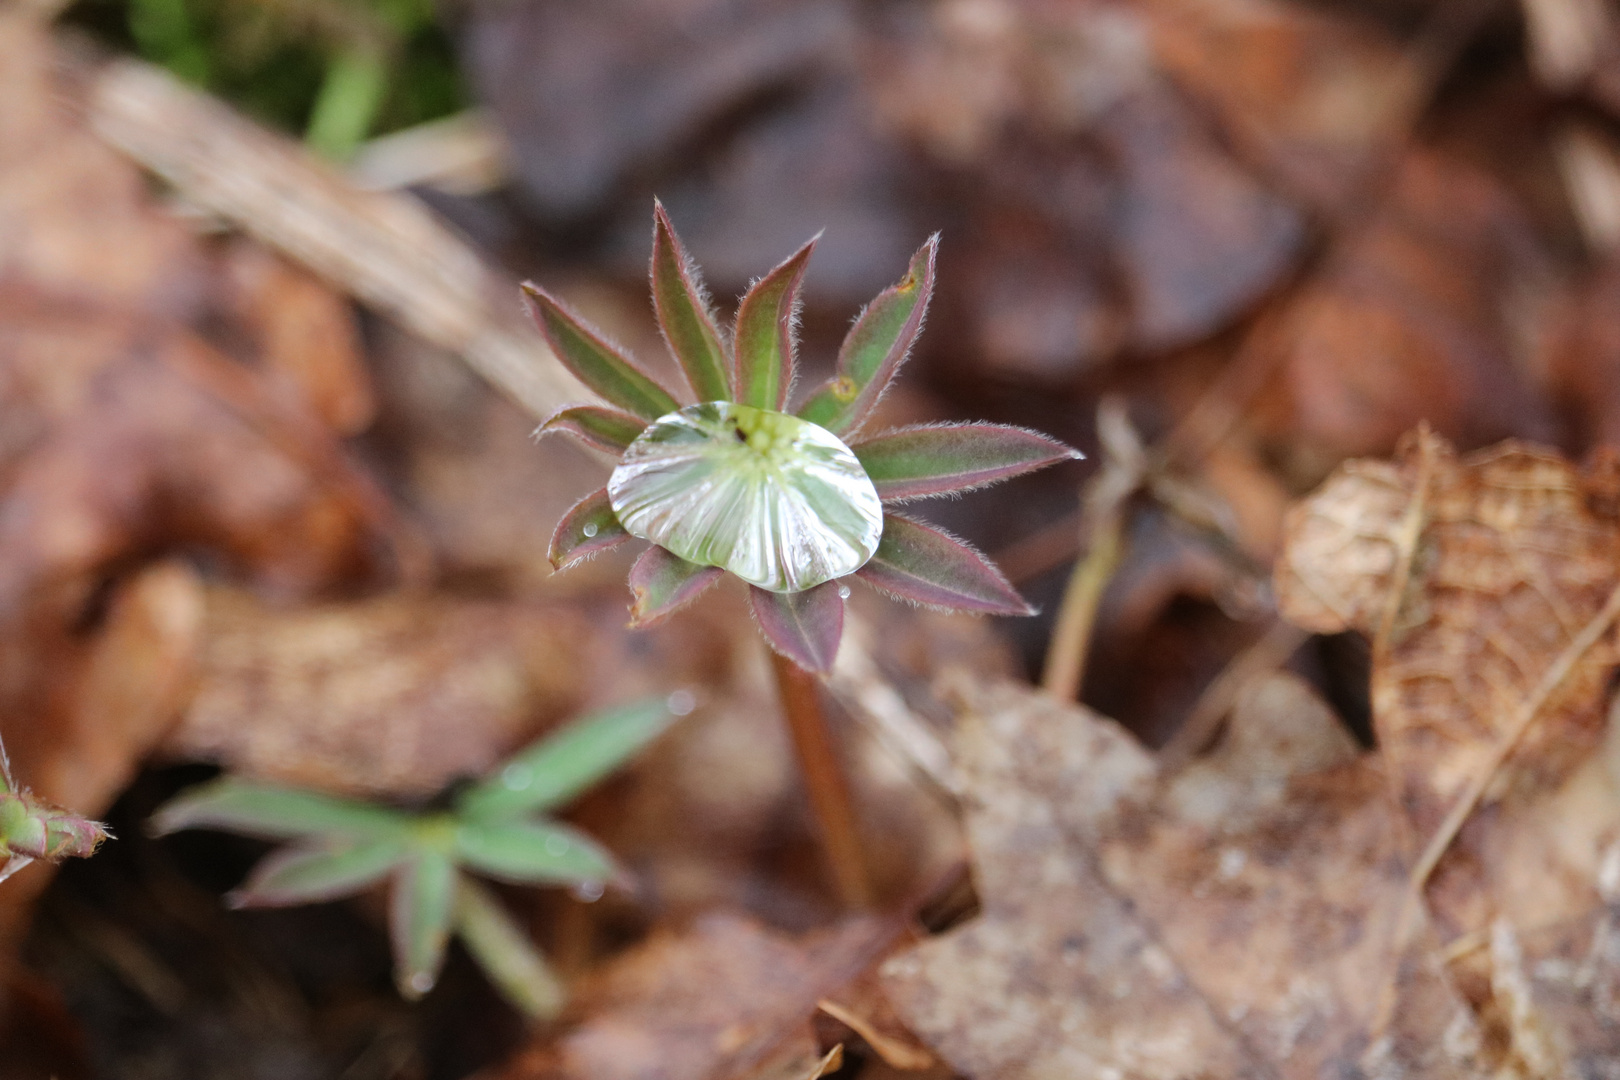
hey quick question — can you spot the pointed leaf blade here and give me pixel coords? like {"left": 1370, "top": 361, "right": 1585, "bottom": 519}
{"left": 537, "top": 405, "right": 647, "bottom": 455}
{"left": 230, "top": 837, "right": 411, "bottom": 908}
{"left": 628, "top": 545, "right": 724, "bottom": 627}
{"left": 652, "top": 202, "right": 732, "bottom": 402}
{"left": 521, "top": 283, "right": 680, "bottom": 421}
{"left": 854, "top": 423, "right": 1080, "bottom": 501}
{"left": 857, "top": 514, "right": 1033, "bottom": 615}
{"left": 151, "top": 779, "right": 410, "bottom": 841}
{"left": 458, "top": 699, "right": 675, "bottom": 820}
{"left": 391, "top": 851, "right": 456, "bottom": 999}
{"left": 454, "top": 819, "right": 619, "bottom": 885}
{"left": 454, "top": 878, "right": 566, "bottom": 1019}
{"left": 749, "top": 581, "right": 845, "bottom": 673}
{"left": 549, "top": 487, "right": 630, "bottom": 570}
{"left": 733, "top": 237, "right": 816, "bottom": 411}
{"left": 797, "top": 236, "right": 937, "bottom": 434}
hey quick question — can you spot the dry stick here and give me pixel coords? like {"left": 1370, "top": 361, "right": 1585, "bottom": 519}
{"left": 770, "top": 651, "right": 873, "bottom": 910}
{"left": 1040, "top": 506, "right": 1127, "bottom": 702}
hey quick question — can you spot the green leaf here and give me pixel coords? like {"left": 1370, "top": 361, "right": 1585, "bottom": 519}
{"left": 454, "top": 878, "right": 566, "bottom": 1019}
{"left": 549, "top": 486, "right": 630, "bottom": 570}
{"left": 748, "top": 581, "right": 845, "bottom": 673}
{"left": 855, "top": 513, "right": 1033, "bottom": 615}
{"left": 521, "top": 283, "right": 680, "bottom": 421}
{"left": 732, "top": 236, "right": 817, "bottom": 411}
{"left": 853, "top": 422, "right": 1079, "bottom": 501}
{"left": 230, "top": 836, "right": 410, "bottom": 908}
{"left": 537, "top": 405, "right": 647, "bottom": 455}
{"left": 652, "top": 201, "right": 732, "bottom": 402}
{"left": 454, "top": 819, "right": 619, "bottom": 885}
{"left": 628, "top": 545, "right": 724, "bottom": 627}
{"left": 151, "top": 779, "right": 411, "bottom": 841}
{"left": 606, "top": 402, "right": 883, "bottom": 592}
{"left": 797, "top": 236, "right": 937, "bottom": 434}
{"left": 457, "top": 699, "right": 675, "bottom": 820}
{"left": 391, "top": 850, "right": 456, "bottom": 999}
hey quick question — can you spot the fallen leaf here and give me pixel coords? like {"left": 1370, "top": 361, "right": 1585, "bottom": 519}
{"left": 1274, "top": 431, "right": 1620, "bottom": 849}
{"left": 164, "top": 588, "right": 597, "bottom": 798}
{"left": 495, "top": 912, "right": 902, "bottom": 1080}
{"left": 880, "top": 676, "right": 1487, "bottom": 1079}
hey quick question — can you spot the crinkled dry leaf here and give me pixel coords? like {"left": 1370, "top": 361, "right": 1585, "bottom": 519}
{"left": 496, "top": 912, "right": 902, "bottom": 1080}
{"left": 1275, "top": 432, "right": 1620, "bottom": 844}
{"left": 880, "top": 676, "right": 1491, "bottom": 1080}
{"left": 164, "top": 589, "right": 597, "bottom": 798}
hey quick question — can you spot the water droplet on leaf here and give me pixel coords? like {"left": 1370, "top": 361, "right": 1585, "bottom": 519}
{"left": 409, "top": 972, "right": 435, "bottom": 994}
{"left": 666, "top": 689, "right": 696, "bottom": 716}
{"left": 545, "top": 835, "right": 570, "bottom": 856}
{"left": 582, "top": 522, "right": 599, "bottom": 538}
{"left": 502, "top": 763, "right": 534, "bottom": 791}
{"left": 608, "top": 402, "right": 882, "bottom": 592}
{"left": 571, "top": 880, "right": 605, "bottom": 903}
{"left": 838, "top": 584, "right": 851, "bottom": 599}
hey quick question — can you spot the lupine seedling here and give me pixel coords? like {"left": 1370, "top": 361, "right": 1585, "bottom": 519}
{"left": 0, "top": 735, "right": 110, "bottom": 884}
{"left": 150, "top": 698, "right": 680, "bottom": 1017}
{"left": 525, "top": 204, "right": 1079, "bottom": 906}
{"left": 528, "top": 204, "right": 1080, "bottom": 670}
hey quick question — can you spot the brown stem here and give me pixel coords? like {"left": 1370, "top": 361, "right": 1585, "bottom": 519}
{"left": 1040, "top": 505, "right": 1126, "bottom": 702}
{"left": 769, "top": 650, "right": 872, "bottom": 910}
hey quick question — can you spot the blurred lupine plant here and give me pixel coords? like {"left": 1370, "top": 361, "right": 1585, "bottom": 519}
{"left": 527, "top": 203, "right": 1080, "bottom": 672}
{"left": 151, "top": 698, "right": 681, "bottom": 1017}
{"left": 0, "top": 737, "right": 110, "bottom": 884}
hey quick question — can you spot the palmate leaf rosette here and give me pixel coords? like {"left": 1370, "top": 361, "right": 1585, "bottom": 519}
{"left": 150, "top": 698, "right": 681, "bottom": 1018}
{"left": 528, "top": 202, "right": 1082, "bottom": 672}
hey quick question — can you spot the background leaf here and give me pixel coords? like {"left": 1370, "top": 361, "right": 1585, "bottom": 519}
{"left": 453, "top": 818, "right": 619, "bottom": 885}
{"left": 230, "top": 836, "right": 411, "bottom": 907}
{"left": 457, "top": 699, "right": 674, "bottom": 820}
{"left": 454, "top": 878, "right": 566, "bottom": 1019}
{"left": 390, "top": 850, "right": 457, "bottom": 999}
{"left": 151, "top": 779, "right": 410, "bottom": 841}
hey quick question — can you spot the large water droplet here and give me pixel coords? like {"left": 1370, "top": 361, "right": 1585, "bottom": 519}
{"left": 608, "top": 402, "right": 882, "bottom": 592}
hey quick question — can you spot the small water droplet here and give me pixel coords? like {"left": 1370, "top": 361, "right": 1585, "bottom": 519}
{"left": 666, "top": 689, "right": 696, "bottom": 716}
{"left": 571, "top": 880, "right": 605, "bottom": 903}
{"left": 582, "top": 522, "right": 599, "bottom": 538}
{"left": 408, "top": 971, "right": 436, "bottom": 994}
{"left": 545, "top": 835, "right": 570, "bottom": 856}
{"left": 502, "top": 763, "right": 534, "bottom": 790}
{"left": 837, "top": 584, "right": 851, "bottom": 599}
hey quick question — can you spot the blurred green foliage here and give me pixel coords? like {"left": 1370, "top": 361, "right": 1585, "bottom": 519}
{"left": 68, "top": 0, "right": 466, "bottom": 160}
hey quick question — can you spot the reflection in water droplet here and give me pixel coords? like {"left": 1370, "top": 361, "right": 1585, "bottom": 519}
{"left": 571, "top": 880, "right": 605, "bottom": 903}
{"left": 502, "top": 763, "right": 534, "bottom": 791}
{"left": 409, "top": 972, "right": 436, "bottom": 994}
{"left": 582, "top": 522, "right": 599, "bottom": 538}
{"left": 608, "top": 402, "right": 882, "bottom": 592}
{"left": 838, "top": 584, "right": 851, "bottom": 599}
{"left": 666, "top": 689, "right": 696, "bottom": 716}
{"left": 545, "top": 835, "right": 570, "bottom": 856}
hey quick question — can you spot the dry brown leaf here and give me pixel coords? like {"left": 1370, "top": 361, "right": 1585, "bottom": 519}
{"left": 163, "top": 588, "right": 596, "bottom": 798}
{"left": 1263, "top": 151, "right": 1560, "bottom": 477}
{"left": 494, "top": 912, "right": 903, "bottom": 1080}
{"left": 1274, "top": 432, "right": 1620, "bottom": 854}
{"left": 880, "top": 676, "right": 1493, "bottom": 1079}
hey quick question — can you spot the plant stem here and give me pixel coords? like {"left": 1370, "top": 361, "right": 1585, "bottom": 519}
{"left": 769, "top": 650, "right": 872, "bottom": 910}
{"left": 1040, "top": 506, "right": 1125, "bottom": 702}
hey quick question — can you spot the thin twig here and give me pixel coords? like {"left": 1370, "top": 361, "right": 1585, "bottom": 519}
{"left": 770, "top": 651, "right": 873, "bottom": 910}
{"left": 1040, "top": 508, "right": 1126, "bottom": 702}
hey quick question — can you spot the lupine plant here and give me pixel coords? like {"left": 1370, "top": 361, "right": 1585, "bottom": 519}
{"left": 528, "top": 204, "right": 1079, "bottom": 670}
{"left": 0, "top": 736, "right": 110, "bottom": 884}
{"left": 151, "top": 698, "right": 680, "bottom": 1017}
{"left": 525, "top": 205, "right": 1079, "bottom": 905}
